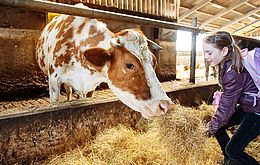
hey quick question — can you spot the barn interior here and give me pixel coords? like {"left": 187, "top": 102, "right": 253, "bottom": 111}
{"left": 0, "top": 0, "right": 259, "bottom": 164}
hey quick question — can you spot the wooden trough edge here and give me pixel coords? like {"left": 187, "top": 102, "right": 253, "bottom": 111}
{"left": 0, "top": 82, "right": 219, "bottom": 164}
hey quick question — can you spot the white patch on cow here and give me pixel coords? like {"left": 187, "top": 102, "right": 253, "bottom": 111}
{"left": 60, "top": 56, "right": 107, "bottom": 96}
{"left": 107, "top": 80, "right": 143, "bottom": 111}
{"left": 73, "top": 17, "right": 112, "bottom": 51}
{"left": 107, "top": 80, "right": 164, "bottom": 119}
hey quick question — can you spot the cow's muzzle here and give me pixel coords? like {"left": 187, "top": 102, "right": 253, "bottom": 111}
{"left": 141, "top": 99, "right": 174, "bottom": 119}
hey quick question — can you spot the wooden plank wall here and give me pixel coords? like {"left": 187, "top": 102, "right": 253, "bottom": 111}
{"left": 81, "top": 0, "right": 179, "bottom": 19}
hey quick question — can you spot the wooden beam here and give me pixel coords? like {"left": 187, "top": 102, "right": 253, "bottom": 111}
{"left": 200, "top": 0, "right": 249, "bottom": 27}
{"left": 179, "top": 6, "right": 244, "bottom": 26}
{"left": 220, "top": 6, "right": 260, "bottom": 30}
{"left": 244, "top": 26, "right": 260, "bottom": 37}
{"left": 232, "top": 19, "right": 260, "bottom": 35}
{"left": 245, "top": 2, "right": 256, "bottom": 8}
{"left": 245, "top": 2, "right": 260, "bottom": 18}
{"left": 179, "top": 0, "right": 212, "bottom": 21}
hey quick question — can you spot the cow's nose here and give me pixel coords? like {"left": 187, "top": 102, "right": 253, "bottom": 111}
{"left": 158, "top": 100, "right": 173, "bottom": 114}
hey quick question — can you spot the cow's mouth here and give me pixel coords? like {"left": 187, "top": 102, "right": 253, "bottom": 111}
{"left": 140, "top": 105, "right": 163, "bottom": 119}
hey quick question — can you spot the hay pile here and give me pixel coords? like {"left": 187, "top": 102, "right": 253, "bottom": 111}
{"left": 46, "top": 104, "right": 259, "bottom": 165}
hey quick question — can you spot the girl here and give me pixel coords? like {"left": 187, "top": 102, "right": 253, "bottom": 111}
{"left": 203, "top": 31, "right": 260, "bottom": 165}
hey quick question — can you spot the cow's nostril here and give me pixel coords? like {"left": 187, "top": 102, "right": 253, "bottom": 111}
{"left": 159, "top": 102, "right": 168, "bottom": 113}
{"left": 158, "top": 100, "right": 174, "bottom": 114}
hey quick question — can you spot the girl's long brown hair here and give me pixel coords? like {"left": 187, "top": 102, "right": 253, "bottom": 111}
{"left": 204, "top": 31, "right": 243, "bottom": 73}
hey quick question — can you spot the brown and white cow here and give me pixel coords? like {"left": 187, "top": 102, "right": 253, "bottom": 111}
{"left": 36, "top": 14, "right": 173, "bottom": 119}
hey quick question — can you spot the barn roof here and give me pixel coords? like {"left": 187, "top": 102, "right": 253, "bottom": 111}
{"left": 178, "top": 0, "right": 260, "bottom": 38}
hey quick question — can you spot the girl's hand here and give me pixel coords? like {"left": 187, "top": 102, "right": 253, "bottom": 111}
{"left": 205, "top": 122, "right": 214, "bottom": 137}
{"left": 213, "top": 90, "right": 222, "bottom": 109}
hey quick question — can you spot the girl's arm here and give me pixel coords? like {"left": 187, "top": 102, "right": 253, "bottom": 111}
{"left": 208, "top": 68, "right": 243, "bottom": 136}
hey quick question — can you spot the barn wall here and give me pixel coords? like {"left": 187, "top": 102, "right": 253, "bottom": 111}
{"left": 104, "top": 19, "right": 140, "bottom": 32}
{"left": 157, "top": 28, "right": 177, "bottom": 81}
{"left": 0, "top": 6, "right": 48, "bottom": 101}
{"left": 0, "top": 83, "right": 219, "bottom": 164}
{"left": 139, "top": 27, "right": 177, "bottom": 82}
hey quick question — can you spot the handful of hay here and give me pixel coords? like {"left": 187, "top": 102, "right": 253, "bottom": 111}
{"left": 47, "top": 104, "right": 259, "bottom": 165}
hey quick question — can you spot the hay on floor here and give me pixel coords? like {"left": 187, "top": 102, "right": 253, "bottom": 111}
{"left": 46, "top": 104, "right": 259, "bottom": 165}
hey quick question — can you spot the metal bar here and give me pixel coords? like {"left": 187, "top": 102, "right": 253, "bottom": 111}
{"left": 189, "top": 17, "right": 197, "bottom": 83}
{"left": 0, "top": 0, "right": 201, "bottom": 33}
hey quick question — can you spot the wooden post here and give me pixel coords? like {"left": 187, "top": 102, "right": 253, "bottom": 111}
{"left": 189, "top": 17, "right": 197, "bottom": 83}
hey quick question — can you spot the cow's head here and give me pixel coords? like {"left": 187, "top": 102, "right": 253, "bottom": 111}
{"left": 84, "top": 29, "right": 173, "bottom": 119}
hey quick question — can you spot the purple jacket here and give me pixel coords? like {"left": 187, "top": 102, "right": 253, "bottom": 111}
{"left": 208, "top": 59, "right": 260, "bottom": 136}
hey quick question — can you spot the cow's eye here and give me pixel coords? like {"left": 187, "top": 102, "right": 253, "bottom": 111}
{"left": 126, "top": 63, "right": 135, "bottom": 70}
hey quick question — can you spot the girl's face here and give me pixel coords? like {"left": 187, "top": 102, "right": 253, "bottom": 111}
{"left": 203, "top": 42, "right": 225, "bottom": 67}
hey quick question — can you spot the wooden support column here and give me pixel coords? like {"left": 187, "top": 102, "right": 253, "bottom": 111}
{"left": 189, "top": 17, "right": 197, "bottom": 83}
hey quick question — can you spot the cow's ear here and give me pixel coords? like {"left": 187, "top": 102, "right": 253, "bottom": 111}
{"left": 83, "top": 47, "right": 112, "bottom": 66}
{"left": 147, "top": 39, "right": 162, "bottom": 50}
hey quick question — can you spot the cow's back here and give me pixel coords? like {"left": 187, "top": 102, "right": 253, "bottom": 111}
{"left": 36, "top": 15, "right": 113, "bottom": 75}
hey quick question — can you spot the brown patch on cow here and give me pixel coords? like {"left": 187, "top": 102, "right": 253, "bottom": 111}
{"left": 40, "top": 55, "right": 45, "bottom": 69}
{"left": 79, "top": 61, "right": 97, "bottom": 75}
{"left": 55, "top": 40, "right": 76, "bottom": 67}
{"left": 54, "top": 23, "right": 74, "bottom": 67}
{"left": 115, "top": 29, "right": 128, "bottom": 37}
{"left": 53, "top": 16, "right": 74, "bottom": 59}
{"left": 108, "top": 47, "right": 151, "bottom": 100}
{"left": 49, "top": 65, "right": 54, "bottom": 75}
{"left": 36, "top": 36, "right": 45, "bottom": 57}
{"left": 56, "top": 16, "right": 75, "bottom": 39}
{"left": 55, "top": 18, "right": 64, "bottom": 31}
{"left": 115, "top": 29, "right": 144, "bottom": 37}
{"left": 89, "top": 67, "right": 97, "bottom": 75}
{"left": 89, "top": 25, "right": 97, "bottom": 35}
{"left": 47, "top": 19, "right": 57, "bottom": 32}
{"left": 54, "top": 40, "right": 62, "bottom": 58}
{"left": 48, "top": 46, "right": 51, "bottom": 53}
{"left": 76, "top": 21, "right": 86, "bottom": 34}
{"left": 80, "top": 31, "right": 105, "bottom": 47}
{"left": 79, "top": 57, "right": 98, "bottom": 74}
{"left": 70, "top": 51, "right": 96, "bottom": 75}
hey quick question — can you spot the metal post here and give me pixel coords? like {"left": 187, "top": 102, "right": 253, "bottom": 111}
{"left": 189, "top": 17, "right": 197, "bottom": 83}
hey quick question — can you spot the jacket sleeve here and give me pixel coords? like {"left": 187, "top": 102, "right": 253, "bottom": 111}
{"left": 208, "top": 69, "right": 243, "bottom": 135}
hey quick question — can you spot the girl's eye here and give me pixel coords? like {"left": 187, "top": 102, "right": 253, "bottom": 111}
{"left": 206, "top": 52, "right": 212, "bottom": 56}
{"left": 126, "top": 63, "right": 135, "bottom": 70}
